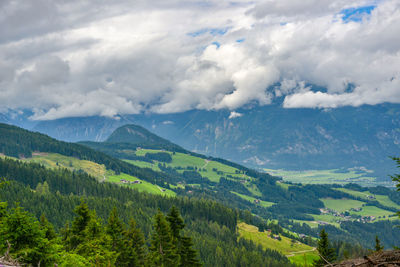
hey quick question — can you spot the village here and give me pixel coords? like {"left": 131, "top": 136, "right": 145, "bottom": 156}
{"left": 319, "top": 207, "right": 376, "bottom": 224}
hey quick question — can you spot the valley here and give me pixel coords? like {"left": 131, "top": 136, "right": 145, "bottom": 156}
{"left": 1, "top": 122, "right": 400, "bottom": 266}
{"left": 264, "top": 168, "right": 384, "bottom": 187}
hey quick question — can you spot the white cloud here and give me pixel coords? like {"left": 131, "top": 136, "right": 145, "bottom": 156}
{"left": 229, "top": 111, "right": 243, "bottom": 119}
{"left": 0, "top": 0, "right": 399, "bottom": 119}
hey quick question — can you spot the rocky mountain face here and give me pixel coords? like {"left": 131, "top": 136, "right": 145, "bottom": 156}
{"left": 32, "top": 116, "right": 133, "bottom": 142}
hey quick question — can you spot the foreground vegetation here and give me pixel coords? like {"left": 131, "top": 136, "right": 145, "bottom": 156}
{"left": 0, "top": 196, "right": 201, "bottom": 266}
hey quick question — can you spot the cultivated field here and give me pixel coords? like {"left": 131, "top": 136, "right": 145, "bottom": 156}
{"left": 264, "top": 168, "right": 378, "bottom": 186}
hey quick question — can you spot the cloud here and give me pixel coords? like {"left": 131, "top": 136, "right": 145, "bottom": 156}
{"left": 229, "top": 111, "right": 243, "bottom": 119}
{"left": 0, "top": 0, "right": 399, "bottom": 119}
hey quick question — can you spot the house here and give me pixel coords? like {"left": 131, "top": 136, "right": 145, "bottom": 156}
{"left": 254, "top": 199, "right": 260, "bottom": 204}
{"left": 272, "top": 234, "right": 280, "bottom": 240}
{"left": 132, "top": 180, "right": 141, "bottom": 184}
{"left": 120, "top": 179, "right": 128, "bottom": 183}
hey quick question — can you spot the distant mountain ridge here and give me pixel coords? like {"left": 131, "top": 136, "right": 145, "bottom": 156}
{"left": 2, "top": 103, "right": 400, "bottom": 182}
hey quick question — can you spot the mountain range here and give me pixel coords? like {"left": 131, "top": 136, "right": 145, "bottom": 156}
{"left": 1, "top": 103, "right": 399, "bottom": 182}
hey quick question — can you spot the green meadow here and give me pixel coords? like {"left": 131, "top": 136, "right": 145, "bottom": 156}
{"left": 130, "top": 149, "right": 251, "bottom": 183}
{"left": 321, "top": 198, "right": 365, "bottom": 212}
{"left": 107, "top": 173, "right": 176, "bottom": 197}
{"left": 264, "top": 168, "right": 377, "bottom": 186}
{"left": 25, "top": 153, "right": 107, "bottom": 180}
{"left": 238, "top": 222, "right": 318, "bottom": 266}
{"left": 22, "top": 153, "right": 175, "bottom": 197}
{"left": 335, "top": 188, "right": 400, "bottom": 209}
{"left": 231, "top": 191, "right": 274, "bottom": 208}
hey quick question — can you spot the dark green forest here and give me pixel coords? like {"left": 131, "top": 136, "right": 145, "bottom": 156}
{"left": 0, "top": 158, "right": 293, "bottom": 266}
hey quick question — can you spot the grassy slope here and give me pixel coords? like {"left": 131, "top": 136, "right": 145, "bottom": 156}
{"left": 25, "top": 153, "right": 107, "bottom": 180}
{"left": 335, "top": 188, "right": 400, "bottom": 209}
{"left": 264, "top": 168, "right": 377, "bottom": 186}
{"left": 321, "top": 198, "right": 365, "bottom": 212}
{"left": 231, "top": 191, "right": 274, "bottom": 207}
{"left": 237, "top": 222, "right": 318, "bottom": 266}
{"left": 349, "top": 206, "right": 394, "bottom": 217}
{"left": 319, "top": 197, "right": 395, "bottom": 221}
{"left": 108, "top": 173, "right": 175, "bottom": 197}
{"left": 130, "top": 149, "right": 252, "bottom": 183}
{"left": 123, "top": 159, "right": 161, "bottom": 171}
{"left": 23, "top": 153, "right": 175, "bottom": 197}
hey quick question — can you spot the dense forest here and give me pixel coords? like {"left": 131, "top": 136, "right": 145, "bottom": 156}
{"left": 0, "top": 158, "right": 294, "bottom": 266}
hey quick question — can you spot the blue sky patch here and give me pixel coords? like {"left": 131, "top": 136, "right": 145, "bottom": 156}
{"left": 212, "top": 41, "right": 220, "bottom": 48}
{"left": 236, "top": 38, "right": 245, "bottom": 43}
{"left": 340, "top": 5, "right": 376, "bottom": 22}
{"left": 187, "top": 27, "right": 230, "bottom": 37}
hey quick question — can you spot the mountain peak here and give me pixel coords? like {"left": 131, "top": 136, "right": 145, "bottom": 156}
{"left": 106, "top": 124, "right": 172, "bottom": 146}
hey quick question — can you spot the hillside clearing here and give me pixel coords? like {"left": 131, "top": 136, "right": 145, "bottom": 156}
{"left": 237, "top": 222, "right": 318, "bottom": 266}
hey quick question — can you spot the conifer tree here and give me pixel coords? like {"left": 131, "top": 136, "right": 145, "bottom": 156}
{"left": 391, "top": 157, "right": 400, "bottom": 220}
{"left": 119, "top": 218, "right": 147, "bottom": 266}
{"left": 0, "top": 205, "right": 57, "bottom": 266}
{"left": 166, "top": 206, "right": 201, "bottom": 266}
{"left": 66, "top": 200, "right": 93, "bottom": 249}
{"left": 167, "top": 206, "right": 185, "bottom": 240}
{"left": 179, "top": 236, "right": 201, "bottom": 267}
{"left": 106, "top": 207, "right": 124, "bottom": 251}
{"left": 313, "top": 229, "right": 336, "bottom": 267}
{"left": 375, "top": 235, "right": 384, "bottom": 251}
{"left": 72, "top": 204, "right": 118, "bottom": 266}
{"left": 40, "top": 214, "right": 57, "bottom": 240}
{"left": 150, "top": 210, "right": 179, "bottom": 267}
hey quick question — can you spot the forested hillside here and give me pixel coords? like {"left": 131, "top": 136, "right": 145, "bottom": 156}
{"left": 0, "top": 158, "right": 293, "bottom": 266}
{"left": 81, "top": 124, "right": 400, "bottom": 249}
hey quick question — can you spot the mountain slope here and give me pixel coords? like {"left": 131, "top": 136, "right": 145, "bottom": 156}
{"left": 1, "top": 122, "right": 400, "bottom": 252}
{"left": 81, "top": 124, "right": 400, "bottom": 250}
{"left": 27, "top": 103, "right": 400, "bottom": 181}
{"left": 106, "top": 124, "right": 177, "bottom": 147}
{"left": 33, "top": 116, "right": 132, "bottom": 142}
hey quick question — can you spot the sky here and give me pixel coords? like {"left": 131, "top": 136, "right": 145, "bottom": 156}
{"left": 0, "top": 0, "right": 400, "bottom": 120}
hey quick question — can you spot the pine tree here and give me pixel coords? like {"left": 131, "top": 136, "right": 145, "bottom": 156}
{"left": 0, "top": 205, "right": 57, "bottom": 266}
{"left": 119, "top": 218, "right": 147, "bottom": 266}
{"left": 106, "top": 207, "right": 124, "bottom": 251}
{"left": 71, "top": 204, "right": 118, "bottom": 266}
{"left": 40, "top": 214, "right": 57, "bottom": 240}
{"left": 313, "top": 229, "right": 336, "bottom": 267}
{"left": 166, "top": 206, "right": 201, "bottom": 266}
{"left": 167, "top": 206, "right": 185, "bottom": 240}
{"left": 150, "top": 210, "right": 179, "bottom": 267}
{"left": 375, "top": 235, "right": 384, "bottom": 251}
{"left": 179, "top": 236, "right": 201, "bottom": 267}
{"left": 391, "top": 157, "right": 400, "bottom": 220}
{"left": 66, "top": 200, "right": 93, "bottom": 249}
